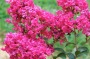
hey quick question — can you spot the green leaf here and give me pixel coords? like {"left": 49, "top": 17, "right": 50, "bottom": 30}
{"left": 78, "top": 47, "right": 88, "bottom": 52}
{"left": 55, "top": 48, "right": 65, "bottom": 53}
{"left": 67, "top": 53, "right": 75, "bottom": 59}
{"left": 66, "top": 42, "right": 75, "bottom": 47}
{"left": 47, "top": 38, "right": 54, "bottom": 44}
{"left": 57, "top": 53, "right": 66, "bottom": 59}
{"left": 75, "top": 51, "right": 81, "bottom": 57}
{"left": 53, "top": 56, "right": 57, "bottom": 59}
{"left": 54, "top": 48, "right": 66, "bottom": 59}
{"left": 75, "top": 47, "right": 89, "bottom": 57}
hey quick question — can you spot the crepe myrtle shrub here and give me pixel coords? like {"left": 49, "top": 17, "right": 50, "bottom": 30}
{"left": 2, "top": 0, "right": 90, "bottom": 59}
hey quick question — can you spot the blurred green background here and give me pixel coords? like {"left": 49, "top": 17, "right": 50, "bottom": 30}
{"left": 0, "top": 0, "right": 90, "bottom": 59}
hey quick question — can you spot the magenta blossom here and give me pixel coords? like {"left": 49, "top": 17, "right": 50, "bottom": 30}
{"left": 3, "top": 33, "right": 54, "bottom": 59}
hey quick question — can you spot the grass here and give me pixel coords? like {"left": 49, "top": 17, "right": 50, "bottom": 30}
{"left": 0, "top": 0, "right": 12, "bottom": 33}
{"left": 34, "top": 0, "right": 61, "bottom": 13}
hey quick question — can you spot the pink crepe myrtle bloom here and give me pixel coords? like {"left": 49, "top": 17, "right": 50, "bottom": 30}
{"left": 76, "top": 11, "right": 90, "bottom": 36}
{"left": 3, "top": 0, "right": 90, "bottom": 59}
{"left": 3, "top": 33, "right": 54, "bottom": 59}
{"left": 57, "top": 0, "right": 88, "bottom": 14}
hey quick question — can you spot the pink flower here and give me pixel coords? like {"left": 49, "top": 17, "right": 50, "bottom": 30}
{"left": 6, "top": 18, "right": 11, "bottom": 23}
{"left": 6, "top": 0, "right": 13, "bottom": 3}
{"left": 3, "top": 33, "right": 54, "bottom": 59}
{"left": 59, "top": 39, "right": 64, "bottom": 45}
{"left": 3, "top": 0, "right": 90, "bottom": 59}
{"left": 57, "top": 0, "right": 88, "bottom": 13}
{"left": 76, "top": 13, "right": 90, "bottom": 36}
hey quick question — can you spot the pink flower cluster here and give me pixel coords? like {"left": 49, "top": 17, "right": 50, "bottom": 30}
{"left": 6, "top": 0, "right": 55, "bottom": 39}
{"left": 3, "top": 33, "right": 53, "bottom": 59}
{"left": 76, "top": 10, "right": 90, "bottom": 36}
{"left": 57, "top": 0, "right": 88, "bottom": 13}
{"left": 50, "top": 11, "right": 74, "bottom": 42}
{"left": 3, "top": 0, "right": 90, "bottom": 59}
{"left": 4, "top": 0, "right": 54, "bottom": 59}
